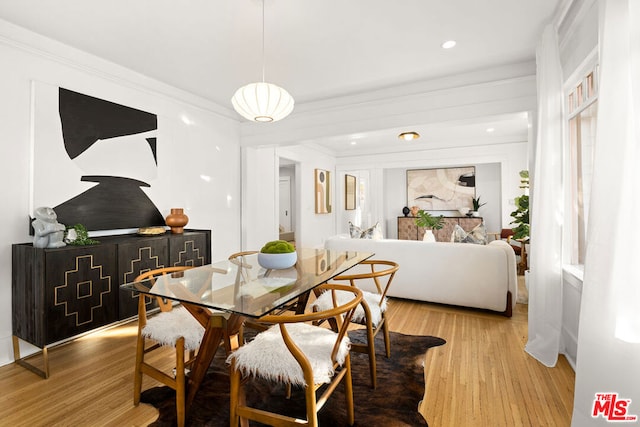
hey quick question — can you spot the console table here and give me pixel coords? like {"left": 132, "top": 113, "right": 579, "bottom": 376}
{"left": 11, "top": 229, "right": 211, "bottom": 378}
{"left": 397, "top": 216, "right": 483, "bottom": 242}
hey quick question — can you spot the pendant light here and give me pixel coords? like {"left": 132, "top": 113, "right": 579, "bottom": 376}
{"left": 231, "top": 0, "right": 294, "bottom": 122}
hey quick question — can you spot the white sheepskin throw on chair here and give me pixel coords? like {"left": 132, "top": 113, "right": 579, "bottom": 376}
{"left": 142, "top": 306, "right": 205, "bottom": 351}
{"left": 312, "top": 290, "right": 386, "bottom": 326}
{"left": 227, "top": 323, "right": 350, "bottom": 386}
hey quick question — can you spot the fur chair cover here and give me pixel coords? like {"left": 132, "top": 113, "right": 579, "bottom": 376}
{"left": 142, "top": 306, "right": 205, "bottom": 351}
{"left": 312, "top": 290, "right": 386, "bottom": 326}
{"left": 226, "top": 323, "right": 350, "bottom": 386}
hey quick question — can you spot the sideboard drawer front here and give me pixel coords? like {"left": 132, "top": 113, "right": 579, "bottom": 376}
{"left": 169, "top": 232, "right": 209, "bottom": 267}
{"left": 44, "top": 245, "right": 118, "bottom": 344}
{"left": 397, "top": 217, "right": 418, "bottom": 240}
{"left": 117, "top": 237, "right": 169, "bottom": 319}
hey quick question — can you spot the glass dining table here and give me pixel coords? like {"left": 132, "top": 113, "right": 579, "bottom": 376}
{"left": 120, "top": 247, "right": 373, "bottom": 412}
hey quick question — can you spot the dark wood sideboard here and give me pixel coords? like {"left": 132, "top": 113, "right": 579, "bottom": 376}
{"left": 397, "top": 216, "right": 483, "bottom": 242}
{"left": 12, "top": 229, "right": 211, "bottom": 377}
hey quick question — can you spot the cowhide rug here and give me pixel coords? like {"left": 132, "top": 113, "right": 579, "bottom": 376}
{"left": 141, "top": 329, "right": 446, "bottom": 426}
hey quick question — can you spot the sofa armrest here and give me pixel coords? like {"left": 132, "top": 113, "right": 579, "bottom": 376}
{"left": 488, "top": 240, "right": 518, "bottom": 309}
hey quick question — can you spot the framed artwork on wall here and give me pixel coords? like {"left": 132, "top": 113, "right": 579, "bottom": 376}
{"left": 31, "top": 82, "right": 164, "bottom": 231}
{"left": 406, "top": 167, "right": 476, "bottom": 211}
{"left": 315, "top": 168, "right": 332, "bottom": 214}
{"left": 345, "top": 174, "right": 356, "bottom": 210}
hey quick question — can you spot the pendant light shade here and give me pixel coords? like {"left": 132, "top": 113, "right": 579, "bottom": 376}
{"left": 232, "top": 82, "right": 294, "bottom": 122}
{"left": 231, "top": 0, "right": 294, "bottom": 123}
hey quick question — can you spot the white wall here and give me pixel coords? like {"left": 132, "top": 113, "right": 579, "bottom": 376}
{"left": 242, "top": 146, "right": 279, "bottom": 250}
{"left": 0, "top": 21, "right": 242, "bottom": 366}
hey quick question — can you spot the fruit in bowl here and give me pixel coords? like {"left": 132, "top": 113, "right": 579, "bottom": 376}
{"left": 258, "top": 240, "right": 297, "bottom": 270}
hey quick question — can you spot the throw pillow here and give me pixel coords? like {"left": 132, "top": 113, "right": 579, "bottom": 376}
{"left": 467, "top": 222, "right": 488, "bottom": 244}
{"left": 349, "top": 222, "right": 382, "bottom": 239}
{"left": 349, "top": 221, "right": 361, "bottom": 238}
{"left": 450, "top": 224, "right": 467, "bottom": 242}
{"left": 450, "top": 223, "right": 488, "bottom": 245}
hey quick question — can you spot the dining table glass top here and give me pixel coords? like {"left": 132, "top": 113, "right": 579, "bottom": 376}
{"left": 120, "top": 248, "right": 373, "bottom": 319}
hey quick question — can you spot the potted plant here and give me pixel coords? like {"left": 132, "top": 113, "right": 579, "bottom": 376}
{"left": 510, "top": 170, "right": 530, "bottom": 240}
{"left": 415, "top": 210, "right": 444, "bottom": 242}
{"left": 64, "top": 223, "right": 100, "bottom": 246}
{"left": 258, "top": 240, "right": 297, "bottom": 269}
{"left": 510, "top": 170, "right": 530, "bottom": 278}
{"left": 470, "top": 196, "right": 486, "bottom": 217}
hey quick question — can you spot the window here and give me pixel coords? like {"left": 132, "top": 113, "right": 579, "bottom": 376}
{"left": 566, "top": 67, "right": 598, "bottom": 264}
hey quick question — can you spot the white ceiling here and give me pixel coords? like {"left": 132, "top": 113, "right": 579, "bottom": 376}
{"left": 0, "top": 0, "right": 560, "bottom": 154}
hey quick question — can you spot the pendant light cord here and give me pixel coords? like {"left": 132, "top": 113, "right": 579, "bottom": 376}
{"left": 261, "top": 0, "right": 265, "bottom": 83}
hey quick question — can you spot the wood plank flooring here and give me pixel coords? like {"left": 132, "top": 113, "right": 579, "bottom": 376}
{"left": 0, "top": 295, "right": 574, "bottom": 426}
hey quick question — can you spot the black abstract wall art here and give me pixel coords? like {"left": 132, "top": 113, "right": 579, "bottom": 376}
{"left": 50, "top": 88, "right": 164, "bottom": 231}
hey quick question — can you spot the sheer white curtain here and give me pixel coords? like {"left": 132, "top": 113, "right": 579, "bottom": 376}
{"left": 571, "top": 0, "right": 640, "bottom": 425}
{"left": 525, "top": 24, "right": 564, "bottom": 367}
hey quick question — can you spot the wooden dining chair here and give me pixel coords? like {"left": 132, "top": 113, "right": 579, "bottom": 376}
{"left": 500, "top": 228, "right": 522, "bottom": 256}
{"left": 312, "top": 259, "right": 399, "bottom": 388}
{"left": 228, "top": 283, "right": 363, "bottom": 427}
{"left": 132, "top": 266, "right": 206, "bottom": 427}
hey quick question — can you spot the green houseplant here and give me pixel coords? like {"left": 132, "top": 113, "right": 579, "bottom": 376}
{"left": 471, "top": 196, "right": 487, "bottom": 216}
{"left": 260, "top": 240, "right": 295, "bottom": 254}
{"left": 415, "top": 210, "right": 444, "bottom": 242}
{"left": 414, "top": 210, "right": 445, "bottom": 230}
{"left": 510, "top": 170, "right": 530, "bottom": 240}
{"left": 258, "top": 240, "right": 297, "bottom": 269}
{"left": 64, "top": 223, "right": 99, "bottom": 246}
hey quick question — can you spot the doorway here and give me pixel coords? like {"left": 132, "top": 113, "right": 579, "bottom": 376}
{"left": 279, "top": 176, "right": 292, "bottom": 232}
{"left": 278, "top": 159, "right": 296, "bottom": 243}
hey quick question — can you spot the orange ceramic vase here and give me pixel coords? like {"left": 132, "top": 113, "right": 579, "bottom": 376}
{"left": 165, "top": 208, "right": 189, "bottom": 234}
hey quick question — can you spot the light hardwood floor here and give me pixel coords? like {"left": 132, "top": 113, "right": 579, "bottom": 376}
{"left": 0, "top": 296, "right": 574, "bottom": 426}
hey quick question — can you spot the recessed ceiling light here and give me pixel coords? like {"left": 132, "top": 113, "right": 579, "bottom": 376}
{"left": 398, "top": 131, "right": 420, "bottom": 141}
{"left": 441, "top": 40, "right": 457, "bottom": 49}
{"left": 486, "top": 127, "right": 495, "bottom": 133}
{"left": 350, "top": 141, "right": 357, "bottom": 145}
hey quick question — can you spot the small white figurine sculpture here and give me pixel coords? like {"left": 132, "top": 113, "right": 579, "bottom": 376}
{"left": 33, "top": 207, "right": 67, "bottom": 248}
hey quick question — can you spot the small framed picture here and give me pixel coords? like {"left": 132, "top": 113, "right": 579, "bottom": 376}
{"left": 315, "top": 169, "right": 332, "bottom": 214}
{"left": 345, "top": 174, "right": 356, "bottom": 210}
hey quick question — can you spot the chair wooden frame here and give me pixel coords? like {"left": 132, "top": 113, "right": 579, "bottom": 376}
{"left": 229, "top": 283, "right": 363, "bottom": 427}
{"left": 331, "top": 259, "right": 399, "bottom": 388}
{"left": 132, "top": 266, "right": 200, "bottom": 427}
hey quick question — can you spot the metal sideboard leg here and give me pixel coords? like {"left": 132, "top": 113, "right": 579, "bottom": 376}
{"left": 12, "top": 335, "right": 50, "bottom": 379}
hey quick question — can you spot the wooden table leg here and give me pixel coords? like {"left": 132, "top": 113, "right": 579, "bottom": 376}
{"left": 185, "top": 319, "right": 224, "bottom": 410}
{"left": 181, "top": 304, "right": 244, "bottom": 412}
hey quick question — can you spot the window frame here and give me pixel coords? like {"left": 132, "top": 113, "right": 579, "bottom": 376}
{"left": 563, "top": 57, "right": 599, "bottom": 267}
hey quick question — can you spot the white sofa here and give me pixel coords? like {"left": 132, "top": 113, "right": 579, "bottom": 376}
{"left": 324, "top": 235, "right": 517, "bottom": 316}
